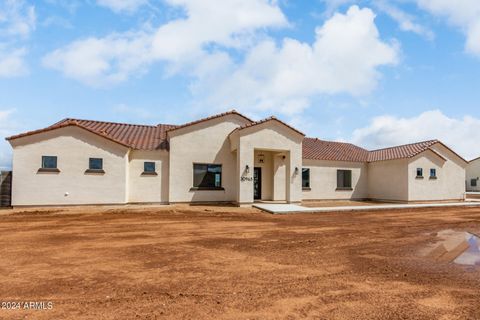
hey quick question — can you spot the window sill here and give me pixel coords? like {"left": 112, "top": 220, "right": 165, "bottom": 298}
{"left": 37, "top": 168, "right": 60, "bottom": 173}
{"left": 141, "top": 172, "right": 158, "bottom": 176}
{"left": 85, "top": 169, "right": 105, "bottom": 174}
{"left": 336, "top": 187, "right": 353, "bottom": 191}
{"left": 429, "top": 176, "right": 438, "bottom": 180}
{"left": 190, "top": 187, "right": 225, "bottom": 191}
{"left": 302, "top": 187, "right": 311, "bottom": 191}
{"left": 416, "top": 176, "right": 424, "bottom": 179}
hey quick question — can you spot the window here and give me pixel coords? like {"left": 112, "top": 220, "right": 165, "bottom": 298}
{"left": 416, "top": 168, "right": 423, "bottom": 178}
{"left": 193, "top": 164, "right": 222, "bottom": 189}
{"left": 302, "top": 168, "right": 310, "bottom": 189}
{"left": 42, "top": 156, "right": 57, "bottom": 169}
{"left": 88, "top": 158, "right": 103, "bottom": 171}
{"left": 144, "top": 162, "right": 156, "bottom": 173}
{"left": 430, "top": 168, "right": 437, "bottom": 179}
{"left": 337, "top": 170, "right": 352, "bottom": 189}
{"left": 472, "top": 179, "right": 478, "bottom": 187}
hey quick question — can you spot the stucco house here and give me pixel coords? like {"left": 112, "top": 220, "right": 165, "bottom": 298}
{"left": 466, "top": 157, "right": 480, "bottom": 192}
{"left": 6, "top": 110, "right": 468, "bottom": 207}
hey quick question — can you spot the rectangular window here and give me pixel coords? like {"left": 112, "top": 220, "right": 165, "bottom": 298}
{"left": 42, "top": 156, "right": 57, "bottom": 169}
{"left": 193, "top": 164, "right": 222, "bottom": 189}
{"left": 302, "top": 168, "right": 310, "bottom": 189}
{"left": 144, "top": 162, "right": 156, "bottom": 173}
{"left": 430, "top": 168, "right": 437, "bottom": 179}
{"left": 337, "top": 170, "right": 352, "bottom": 189}
{"left": 472, "top": 179, "right": 478, "bottom": 187}
{"left": 416, "top": 168, "right": 423, "bottom": 178}
{"left": 89, "top": 158, "right": 103, "bottom": 170}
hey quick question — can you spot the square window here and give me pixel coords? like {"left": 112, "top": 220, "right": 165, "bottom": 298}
{"left": 144, "top": 162, "right": 156, "bottom": 173}
{"left": 89, "top": 158, "right": 103, "bottom": 170}
{"left": 416, "top": 168, "right": 423, "bottom": 177}
{"left": 193, "top": 164, "right": 222, "bottom": 188}
{"left": 42, "top": 156, "right": 57, "bottom": 169}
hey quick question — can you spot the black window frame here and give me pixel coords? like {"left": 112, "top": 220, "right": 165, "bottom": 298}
{"left": 142, "top": 162, "right": 157, "bottom": 175}
{"left": 336, "top": 169, "right": 352, "bottom": 190}
{"left": 192, "top": 163, "right": 223, "bottom": 190}
{"left": 416, "top": 168, "right": 424, "bottom": 178}
{"left": 42, "top": 156, "right": 58, "bottom": 169}
{"left": 302, "top": 168, "right": 310, "bottom": 189}
{"left": 472, "top": 179, "right": 478, "bottom": 187}
{"left": 430, "top": 168, "right": 437, "bottom": 179}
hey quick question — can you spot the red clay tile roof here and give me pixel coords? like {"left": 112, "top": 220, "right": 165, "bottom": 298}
{"left": 167, "top": 110, "right": 253, "bottom": 133}
{"left": 367, "top": 140, "right": 439, "bottom": 162}
{"left": 303, "top": 138, "right": 369, "bottom": 162}
{"left": 7, "top": 118, "right": 177, "bottom": 150}
{"left": 231, "top": 116, "right": 305, "bottom": 137}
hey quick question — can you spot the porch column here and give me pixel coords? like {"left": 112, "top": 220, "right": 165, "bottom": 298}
{"left": 286, "top": 148, "right": 302, "bottom": 204}
{"left": 236, "top": 143, "right": 254, "bottom": 206}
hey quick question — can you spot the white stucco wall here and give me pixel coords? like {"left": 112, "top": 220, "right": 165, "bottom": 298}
{"left": 367, "top": 159, "right": 409, "bottom": 202}
{"left": 302, "top": 160, "right": 368, "bottom": 200}
{"left": 407, "top": 145, "right": 466, "bottom": 201}
{"left": 168, "top": 114, "right": 250, "bottom": 203}
{"left": 466, "top": 158, "right": 480, "bottom": 192}
{"left": 128, "top": 150, "right": 169, "bottom": 203}
{"left": 10, "top": 126, "right": 129, "bottom": 206}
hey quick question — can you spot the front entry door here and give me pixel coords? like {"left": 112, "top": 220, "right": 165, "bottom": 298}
{"left": 254, "top": 167, "right": 262, "bottom": 200}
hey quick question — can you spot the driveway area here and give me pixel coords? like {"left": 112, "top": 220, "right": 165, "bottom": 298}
{"left": 0, "top": 205, "right": 479, "bottom": 319}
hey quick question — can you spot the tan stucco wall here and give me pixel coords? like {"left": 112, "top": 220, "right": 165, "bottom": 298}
{"left": 233, "top": 122, "right": 303, "bottom": 205}
{"left": 10, "top": 126, "right": 129, "bottom": 206}
{"left": 407, "top": 145, "right": 466, "bottom": 201}
{"left": 128, "top": 150, "right": 169, "bottom": 203}
{"left": 168, "top": 114, "right": 250, "bottom": 203}
{"left": 466, "top": 159, "right": 480, "bottom": 192}
{"left": 367, "top": 159, "right": 409, "bottom": 202}
{"left": 302, "top": 160, "right": 368, "bottom": 200}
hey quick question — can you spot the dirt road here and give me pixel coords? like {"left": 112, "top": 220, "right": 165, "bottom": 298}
{"left": 0, "top": 205, "right": 479, "bottom": 319}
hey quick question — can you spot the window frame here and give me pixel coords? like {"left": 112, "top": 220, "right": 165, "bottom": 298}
{"left": 472, "top": 179, "right": 478, "bottom": 187}
{"left": 302, "top": 168, "right": 311, "bottom": 190}
{"left": 336, "top": 169, "right": 352, "bottom": 190}
{"left": 416, "top": 168, "right": 424, "bottom": 179}
{"left": 192, "top": 163, "right": 223, "bottom": 190}
{"left": 429, "top": 168, "right": 437, "bottom": 179}
{"left": 38, "top": 156, "right": 60, "bottom": 173}
{"left": 86, "top": 157, "right": 105, "bottom": 174}
{"left": 142, "top": 162, "right": 157, "bottom": 176}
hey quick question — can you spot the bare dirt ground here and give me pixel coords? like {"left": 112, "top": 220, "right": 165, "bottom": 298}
{"left": 0, "top": 204, "right": 480, "bottom": 319}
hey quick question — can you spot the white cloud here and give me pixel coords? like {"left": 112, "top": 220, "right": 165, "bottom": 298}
{"left": 193, "top": 6, "right": 399, "bottom": 115}
{"left": 0, "top": 0, "right": 36, "bottom": 38}
{"left": 42, "top": 31, "right": 154, "bottom": 87}
{"left": 350, "top": 110, "right": 480, "bottom": 160}
{"left": 96, "top": 0, "right": 148, "bottom": 13}
{"left": 0, "top": 109, "right": 17, "bottom": 170}
{"left": 417, "top": 0, "right": 480, "bottom": 55}
{"left": 0, "top": 46, "right": 27, "bottom": 77}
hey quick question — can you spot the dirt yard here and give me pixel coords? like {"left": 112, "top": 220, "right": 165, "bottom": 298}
{"left": 0, "top": 204, "right": 479, "bottom": 319}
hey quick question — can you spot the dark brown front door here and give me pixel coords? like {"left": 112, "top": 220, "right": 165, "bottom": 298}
{"left": 254, "top": 167, "right": 262, "bottom": 200}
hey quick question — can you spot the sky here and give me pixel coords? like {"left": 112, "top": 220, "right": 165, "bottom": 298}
{"left": 1, "top": 0, "right": 480, "bottom": 169}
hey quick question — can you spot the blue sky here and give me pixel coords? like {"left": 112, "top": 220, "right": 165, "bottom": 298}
{"left": 1, "top": 0, "right": 480, "bottom": 169}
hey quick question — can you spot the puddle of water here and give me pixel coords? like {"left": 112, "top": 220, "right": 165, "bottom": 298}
{"left": 425, "top": 230, "right": 480, "bottom": 266}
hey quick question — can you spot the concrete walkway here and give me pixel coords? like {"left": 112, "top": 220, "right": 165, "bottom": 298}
{"left": 253, "top": 202, "right": 480, "bottom": 214}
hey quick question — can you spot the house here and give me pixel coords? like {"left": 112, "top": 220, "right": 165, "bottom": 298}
{"left": 6, "top": 110, "right": 468, "bottom": 207}
{"left": 466, "top": 157, "right": 480, "bottom": 192}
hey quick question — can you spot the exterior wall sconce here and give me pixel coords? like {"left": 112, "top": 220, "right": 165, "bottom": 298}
{"left": 245, "top": 165, "right": 250, "bottom": 174}
{"left": 294, "top": 167, "right": 299, "bottom": 175}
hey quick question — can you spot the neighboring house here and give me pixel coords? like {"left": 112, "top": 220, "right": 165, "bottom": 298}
{"left": 6, "top": 110, "right": 468, "bottom": 207}
{"left": 466, "top": 157, "right": 480, "bottom": 192}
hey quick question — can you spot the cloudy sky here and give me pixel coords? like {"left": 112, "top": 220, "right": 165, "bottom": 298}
{"left": 1, "top": 0, "right": 480, "bottom": 168}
